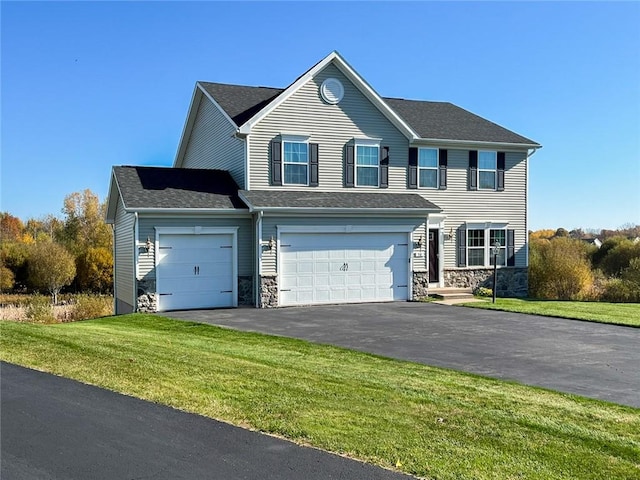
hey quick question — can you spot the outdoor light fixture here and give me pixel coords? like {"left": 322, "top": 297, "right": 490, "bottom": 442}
{"left": 268, "top": 236, "right": 275, "bottom": 251}
{"left": 445, "top": 227, "right": 454, "bottom": 241}
{"left": 415, "top": 235, "right": 423, "bottom": 249}
{"left": 145, "top": 237, "right": 152, "bottom": 253}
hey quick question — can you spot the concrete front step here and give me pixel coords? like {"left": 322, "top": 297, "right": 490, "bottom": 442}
{"left": 429, "top": 288, "right": 475, "bottom": 301}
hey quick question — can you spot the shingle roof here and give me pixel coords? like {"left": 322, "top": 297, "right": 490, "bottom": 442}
{"left": 239, "top": 190, "right": 440, "bottom": 211}
{"left": 199, "top": 82, "right": 539, "bottom": 146}
{"left": 113, "top": 166, "right": 246, "bottom": 210}
{"left": 199, "top": 82, "right": 283, "bottom": 127}
{"left": 384, "top": 98, "right": 538, "bottom": 145}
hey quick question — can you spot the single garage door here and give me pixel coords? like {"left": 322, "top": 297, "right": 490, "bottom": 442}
{"left": 280, "top": 232, "right": 409, "bottom": 306}
{"left": 156, "top": 234, "right": 234, "bottom": 311}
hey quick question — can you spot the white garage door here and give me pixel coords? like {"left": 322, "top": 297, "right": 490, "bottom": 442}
{"left": 280, "top": 232, "right": 409, "bottom": 306}
{"left": 156, "top": 234, "right": 234, "bottom": 311}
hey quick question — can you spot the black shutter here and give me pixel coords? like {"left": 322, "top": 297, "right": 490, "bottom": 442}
{"left": 408, "top": 147, "right": 418, "bottom": 189}
{"left": 439, "top": 149, "right": 448, "bottom": 190}
{"left": 457, "top": 226, "right": 467, "bottom": 267}
{"left": 345, "top": 145, "right": 355, "bottom": 187}
{"left": 497, "top": 151, "right": 505, "bottom": 191}
{"left": 270, "top": 140, "right": 282, "bottom": 186}
{"left": 380, "top": 146, "right": 389, "bottom": 188}
{"left": 468, "top": 150, "right": 477, "bottom": 190}
{"left": 309, "top": 143, "right": 319, "bottom": 187}
{"left": 507, "top": 229, "right": 515, "bottom": 266}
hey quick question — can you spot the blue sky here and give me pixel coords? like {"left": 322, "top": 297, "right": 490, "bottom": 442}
{"left": 2, "top": 1, "right": 639, "bottom": 231}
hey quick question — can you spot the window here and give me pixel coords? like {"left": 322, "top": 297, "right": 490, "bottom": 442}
{"left": 465, "top": 226, "right": 508, "bottom": 266}
{"left": 356, "top": 142, "right": 379, "bottom": 187}
{"left": 418, "top": 148, "right": 438, "bottom": 188}
{"left": 283, "top": 140, "right": 308, "bottom": 185}
{"left": 467, "top": 229, "right": 485, "bottom": 266}
{"left": 478, "top": 151, "right": 497, "bottom": 190}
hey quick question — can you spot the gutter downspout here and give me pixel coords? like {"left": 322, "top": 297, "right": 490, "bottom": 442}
{"left": 112, "top": 224, "right": 117, "bottom": 314}
{"left": 255, "top": 210, "right": 263, "bottom": 308}
{"left": 134, "top": 212, "right": 139, "bottom": 312}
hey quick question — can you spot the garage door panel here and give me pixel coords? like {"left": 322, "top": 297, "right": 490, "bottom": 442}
{"left": 157, "top": 233, "right": 234, "bottom": 311}
{"left": 280, "top": 232, "right": 409, "bottom": 306}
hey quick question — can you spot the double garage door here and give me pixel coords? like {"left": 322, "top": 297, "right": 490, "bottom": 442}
{"left": 156, "top": 233, "right": 235, "bottom": 311}
{"left": 279, "top": 232, "right": 410, "bottom": 307}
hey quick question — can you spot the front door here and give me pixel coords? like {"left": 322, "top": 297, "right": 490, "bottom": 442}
{"left": 428, "top": 229, "right": 439, "bottom": 283}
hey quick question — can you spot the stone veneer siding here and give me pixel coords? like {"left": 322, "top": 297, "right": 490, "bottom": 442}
{"left": 136, "top": 279, "right": 157, "bottom": 312}
{"left": 443, "top": 267, "right": 528, "bottom": 297}
{"left": 238, "top": 276, "right": 254, "bottom": 306}
{"left": 260, "top": 275, "right": 278, "bottom": 308}
{"left": 412, "top": 272, "right": 429, "bottom": 299}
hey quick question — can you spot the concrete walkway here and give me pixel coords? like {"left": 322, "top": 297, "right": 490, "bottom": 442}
{"left": 1, "top": 362, "right": 413, "bottom": 480}
{"left": 162, "top": 302, "right": 640, "bottom": 407}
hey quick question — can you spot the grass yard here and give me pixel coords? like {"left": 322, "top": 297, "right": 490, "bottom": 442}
{"left": 1, "top": 315, "right": 638, "bottom": 479}
{"left": 462, "top": 298, "right": 640, "bottom": 327}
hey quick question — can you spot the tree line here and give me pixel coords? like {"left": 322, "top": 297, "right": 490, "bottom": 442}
{"left": 529, "top": 227, "right": 640, "bottom": 302}
{"left": 1, "top": 190, "right": 112, "bottom": 303}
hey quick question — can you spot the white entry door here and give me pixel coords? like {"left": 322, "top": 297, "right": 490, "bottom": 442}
{"left": 279, "top": 232, "right": 409, "bottom": 306}
{"left": 156, "top": 233, "right": 235, "bottom": 311}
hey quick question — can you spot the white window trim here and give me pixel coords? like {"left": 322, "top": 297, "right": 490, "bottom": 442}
{"left": 281, "top": 134, "right": 310, "bottom": 186}
{"left": 478, "top": 150, "right": 497, "bottom": 191}
{"left": 418, "top": 147, "right": 439, "bottom": 189}
{"left": 465, "top": 223, "right": 509, "bottom": 267}
{"left": 354, "top": 139, "right": 380, "bottom": 188}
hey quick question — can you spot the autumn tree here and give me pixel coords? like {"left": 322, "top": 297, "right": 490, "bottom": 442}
{"left": 529, "top": 237, "right": 594, "bottom": 300}
{"left": 0, "top": 212, "right": 24, "bottom": 241}
{"left": 76, "top": 247, "right": 113, "bottom": 293}
{"left": 0, "top": 262, "right": 15, "bottom": 292}
{"left": 27, "top": 241, "right": 76, "bottom": 304}
{"left": 60, "top": 189, "right": 112, "bottom": 255}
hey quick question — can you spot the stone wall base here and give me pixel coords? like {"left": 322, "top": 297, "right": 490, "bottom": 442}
{"left": 260, "top": 275, "right": 278, "bottom": 308}
{"left": 412, "top": 272, "right": 429, "bottom": 299}
{"left": 444, "top": 267, "right": 528, "bottom": 297}
{"left": 136, "top": 279, "right": 157, "bottom": 313}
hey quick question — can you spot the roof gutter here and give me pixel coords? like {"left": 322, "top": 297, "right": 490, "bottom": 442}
{"left": 124, "top": 208, "right": 251, "bottom": 215}
{"left": 411, "top": 138, "right": 542, "bottom": 150}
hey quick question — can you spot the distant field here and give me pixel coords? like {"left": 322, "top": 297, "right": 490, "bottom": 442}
{"left": 1, "top": 315, "right": 638, "bottom": 479}
{"left": 462, "top": 298, "right": 640, "bottom": 327}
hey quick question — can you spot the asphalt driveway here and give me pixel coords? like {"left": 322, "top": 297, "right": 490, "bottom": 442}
{"left": 1, "top": 362, "right": 412, "bottom": 480}
{"left": 162, "top": 302, "right": 640, "bottom": 408}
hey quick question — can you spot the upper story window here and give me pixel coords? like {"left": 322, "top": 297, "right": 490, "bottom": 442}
{"left": 418, "top": 148, "right": 438, "bottom": 188}
{"left": 478, "top": 150, "right": 497, "bottom": 190}
{"left": 355, "top": 140, "right": 380, "bottom": 187}
{"left": 283, "top": 140, "right": 309, "bottom": 185}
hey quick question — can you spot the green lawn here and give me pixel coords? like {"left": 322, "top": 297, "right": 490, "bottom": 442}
{"left": 462, "top": 298, "right": 640, "bottom": 327}
{"left": 1, "top": 315, "right": 638, "bottom": 479}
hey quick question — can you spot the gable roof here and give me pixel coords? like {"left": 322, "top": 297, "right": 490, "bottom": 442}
{"left": 238, "top": 190, "right": 440, "bottom": 214}
{"left": 109, "top": 166, "right": 247, "bottom": 214}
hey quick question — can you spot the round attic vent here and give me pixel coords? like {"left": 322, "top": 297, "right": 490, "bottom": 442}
{"left": 320, "top": 78, "right": 344, "bottom": 104}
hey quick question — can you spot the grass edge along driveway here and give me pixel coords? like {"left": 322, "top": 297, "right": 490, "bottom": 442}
{"left": 461, "top": 298, "right": 640, "bottom": 327}
{"left": 1, "top": 315, "right": 638, "bottom": 480}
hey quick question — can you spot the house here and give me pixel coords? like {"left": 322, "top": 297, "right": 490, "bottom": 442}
{"left": 106, "top": 51, "right": 541, "bottom": 313}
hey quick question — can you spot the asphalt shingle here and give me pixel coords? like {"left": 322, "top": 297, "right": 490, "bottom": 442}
{"left": 113, "top": 166, "right": 246, "bottom": 210}
{"left": 239, "top": 190, "right": 440, "bottom": 211}
{"left": 198, "top": 82, "right": 539, "bottom": 146}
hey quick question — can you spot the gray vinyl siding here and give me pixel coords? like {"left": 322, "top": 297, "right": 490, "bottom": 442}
{"left": 249, "top": 64, "right": 409, "bottom": 190}
{"left": 114, "top": 197, "right": 135, "bottom": 312}
{"left": 422, "top": 150, "right": 528, "bottom": 268}
{"left": 136, "top": 216, "right": 253, "bottom": 282}
{"left": 261, "top": 216, "right": 426, "bottom": 275}
{"left": 182, "top": 94, "right": 246, "bottom": 188}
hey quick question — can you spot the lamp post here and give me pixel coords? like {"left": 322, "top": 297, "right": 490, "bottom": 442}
{"left": 492, "top": 241, "right": 501, "bottom": 304}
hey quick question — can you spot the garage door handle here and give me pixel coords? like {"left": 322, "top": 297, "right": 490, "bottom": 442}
{"left": 159, "top": 293, "right": 173, "bottom": 296}
{"left": 220, "top": 290, "right": 232, "bottom": 293}
{"left": 397, "top": 285, "right": 408, "bottom": 288}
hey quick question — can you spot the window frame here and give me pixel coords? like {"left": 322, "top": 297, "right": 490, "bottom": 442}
{"left": 354, "top": 139, "right": 381, "bottom": 188}
{"left": 465, "top": 224, "right": 508, "bottom": 267}
{"left": 281, "top": 135, "right": 310, "bottom": 186}
{"left": 477, "top": 150, "right": 497, "bottom": 190}
{"left": 418, "top": 147, "right": 439, "bottom": 189}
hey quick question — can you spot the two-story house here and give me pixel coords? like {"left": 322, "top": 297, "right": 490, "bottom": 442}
{"left": 106, "top": 51, "right": 540, "bottom": 314}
